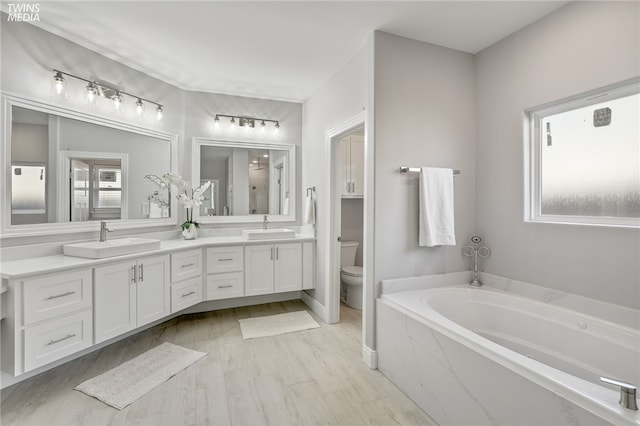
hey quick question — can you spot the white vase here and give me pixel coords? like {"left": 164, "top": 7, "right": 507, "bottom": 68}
{"left": 181, "top": 224, "right": 198, "bottom": 240}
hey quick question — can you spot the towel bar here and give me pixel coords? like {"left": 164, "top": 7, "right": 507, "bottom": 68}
{"left": 399, "top": 166, "right": 460, "bottom": 175}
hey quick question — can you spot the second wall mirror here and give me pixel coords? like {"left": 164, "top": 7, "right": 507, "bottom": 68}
{"left": 192, "top": 138, "right": 296, "bottom": 224}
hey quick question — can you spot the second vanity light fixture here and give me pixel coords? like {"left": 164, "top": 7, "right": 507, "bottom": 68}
{"left": 52, "top": 70, "right": 164, "bottom": 121}
{"left": 213, "top": 114, "right": 280, "bottom": 133}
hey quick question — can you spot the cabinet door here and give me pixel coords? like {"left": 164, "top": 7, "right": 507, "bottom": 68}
{"left": 244, "top": 245, "right": 274, "bottom": 296}
{"left": 340, "top": 137, "right": 351, "bottom": 196}
{"left": 94, "top": 261, "right": 137, "bottom": 344}
{"left": 275, "top": 243, "right": 302, "bottom": 292}
{"left": 350, "top": 135, "right": 365, "bottom": 197}
{"left": 136, "top": 254, "right": 170, "bottom": 327}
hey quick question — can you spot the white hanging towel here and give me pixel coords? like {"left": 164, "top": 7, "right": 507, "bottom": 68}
{"left": 304, "top": 195, "right": 315, "bottom": 225}
{"left": 282, "top": 197, "right": 290, "bottom": 215}
{"left": 419, "top": 167, "right": 456, "bottom": 247}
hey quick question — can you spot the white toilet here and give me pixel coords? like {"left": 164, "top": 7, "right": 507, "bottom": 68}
{"left": 340, "top": 241, "right": 363, "bottom": 309}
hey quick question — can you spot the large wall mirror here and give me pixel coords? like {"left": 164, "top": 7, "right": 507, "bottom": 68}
{"left": 192, "top": 138, "right": 295, "bottom": 224}
{"left": 2, "top": 94, "right": 178, "bottom": 237}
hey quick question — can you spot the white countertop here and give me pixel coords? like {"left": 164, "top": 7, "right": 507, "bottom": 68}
{"left": 0, "top": 234, "right": 315, "bottom": 279}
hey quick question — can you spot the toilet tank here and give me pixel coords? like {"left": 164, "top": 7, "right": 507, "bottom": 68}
{"left": 340, "top": 241, "right": 359, "bottom": 268}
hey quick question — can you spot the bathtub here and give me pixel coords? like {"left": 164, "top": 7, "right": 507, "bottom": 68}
{"left": 376, "top": 272, "right": 640, "bottom": 426}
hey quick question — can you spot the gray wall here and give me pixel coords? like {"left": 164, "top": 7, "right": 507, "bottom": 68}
{"left": 373, "top": 32, "right": 477, "bottom": 277}
{"left": 475, "top": 1, "right": 640, "bottom": 309}
{"left": 341, "top": 198, "right": 364, "bottom": 266}
{"left": 301, "top": 46, "right": 369, "bottom": 309}
{"left": 371, "top": 31, "right": 477, "bottom": 348}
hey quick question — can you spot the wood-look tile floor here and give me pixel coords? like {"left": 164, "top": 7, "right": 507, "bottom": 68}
{"left": 1, "top": 301, "right": 437, "bottom": 426}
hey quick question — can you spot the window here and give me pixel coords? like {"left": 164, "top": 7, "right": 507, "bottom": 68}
{"left": 11, "top": 164, "right": 46, "bottom": 214}
{"left": 526, "top": 79, "right": 640, "bottom": 227}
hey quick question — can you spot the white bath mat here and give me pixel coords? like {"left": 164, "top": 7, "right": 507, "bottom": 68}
{"left": 239, "top": 310, "right": 320, "bottom": 339}
{"left": 74, "top": 342, "right": 206, "bottom": 410}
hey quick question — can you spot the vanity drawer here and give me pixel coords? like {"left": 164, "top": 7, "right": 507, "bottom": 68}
{"left": 206, "top": 272, "right": 244, "bottom": 300}
{"left": 171, "top": 249, "right": 203, "bottom": 283}
{"left": 23, "top": 269, "right": 92, "bottom": 326}
{"left": 171, "top": 277, "right": 202, "bottom": 313}
{"left": 24, "top": 309, "right": 92, "bottom": 372}
{"left": 206, "top": 247, "right": 244, "bottom": 274}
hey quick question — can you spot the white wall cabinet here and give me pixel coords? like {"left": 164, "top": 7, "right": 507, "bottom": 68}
{"left": 245, "top": 243, "right": 302, "bottom": 296}
{"left": 94, "top": 254, "right": 170, "bottom": 344}
{"left": 340, "top": 135, "right": 364, "bottom": 198}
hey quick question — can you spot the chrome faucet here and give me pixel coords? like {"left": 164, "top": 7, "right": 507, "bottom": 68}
{"left": 99, "top": 221, "right": 113, "bottom": 242}
{"left": 263, "top": 215, "right": 268, "bottom": 230}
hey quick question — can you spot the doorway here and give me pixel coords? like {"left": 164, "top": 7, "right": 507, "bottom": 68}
{"left": 326, "top": 111, "right": 367, "bottom": 325}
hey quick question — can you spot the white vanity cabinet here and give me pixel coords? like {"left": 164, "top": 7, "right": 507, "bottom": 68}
{"left": 170, "top": 249, "right": 203, "bottom": 313}
{"left": 205, "top": 246, "right": 244, "bottom": 300}
{"left": 340, "top": 134, "right": 364, "bottom": 198}
{"left": 1, "top": 269, "right": 93, "bottom": 375}
{"left": 245, "top": 242, "right": 302, "bottom": 296}
{"left": 94, "top": 254, "right": 170, "bottom": 344}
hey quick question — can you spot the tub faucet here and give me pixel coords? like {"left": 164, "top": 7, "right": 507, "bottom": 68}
{"left": 263, "top": 215, "right": 268, "bottom": 230}
{"left": 462, "top": 236, "right": 491, "bottom": 286}
{"left": 99, "top": 221, "right": 113, "bottom": 242}
{"left": 601, "top": 377, "right": 638, "bottom": 410}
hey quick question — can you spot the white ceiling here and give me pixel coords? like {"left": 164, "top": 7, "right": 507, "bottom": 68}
{"left": 28, "top": 1, "right": 569, "bottom": 102}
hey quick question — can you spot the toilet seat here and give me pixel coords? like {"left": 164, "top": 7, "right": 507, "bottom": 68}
{"left": 341, "top": 266, "right": 363, "bottom": 277}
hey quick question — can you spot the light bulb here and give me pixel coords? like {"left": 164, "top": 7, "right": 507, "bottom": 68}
{"left": 156, "top": 105, "right": 163, "bottom": 121}
{"left": 135, "top": 99, "right": 144, "bottom": 116}
{"left": 85, "top": 82, "right": 98, "bottom": 108}
{"left": 51, "top": 71, "right": 67, "bottom": 99}
{"left": 112, "top": 92, "right": 123, "bottom": 111}
{"left": 213, "top": 115, "right": 220, "bottom": 128}
{"left": 230, "top": 117, "right": 236, "bottom": 128}
{"left": 54, "top": 73, "right": 64, "bottom": 94}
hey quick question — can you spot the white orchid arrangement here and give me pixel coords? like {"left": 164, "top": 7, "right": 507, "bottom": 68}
{"left": 145, "top": 173, "right": 211, "bottom": 230}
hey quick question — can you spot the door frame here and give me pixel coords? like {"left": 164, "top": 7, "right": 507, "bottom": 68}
{"left": 325, "top": 111, "right": 367, "bottom": 324}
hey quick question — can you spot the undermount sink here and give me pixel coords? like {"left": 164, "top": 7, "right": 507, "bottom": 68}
{"left": 63, "top": 238, "right": 162, "bottom": 259}
{"left": 242, "top": 228, "right": 295, "bottom": 240}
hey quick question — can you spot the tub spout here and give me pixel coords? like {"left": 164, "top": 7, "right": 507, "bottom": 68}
{"left": 600, "top": 376, "right": 638, "bottom": 411}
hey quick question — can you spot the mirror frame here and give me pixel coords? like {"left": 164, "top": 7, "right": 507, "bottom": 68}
{"left": 1, "top": 93, "right": 178, "bottom": 238}
{"left": 192, "top": 137, "right": 296, "bottom": 224}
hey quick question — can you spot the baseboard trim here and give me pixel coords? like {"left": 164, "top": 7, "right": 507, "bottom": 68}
{"left": 362, "top": 344, "right": 378, "bottom": 369}
{"left": 300, "top": 291, "right": 328, "bottom": 323}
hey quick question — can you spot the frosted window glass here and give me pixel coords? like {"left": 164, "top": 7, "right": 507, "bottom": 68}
{"left": 540, "top": 93, "right": 639, "bottom": 219}
{"left": 11, "top": 165, "right": 46, "bottom": 214}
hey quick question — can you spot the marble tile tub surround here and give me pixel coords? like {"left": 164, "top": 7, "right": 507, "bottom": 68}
{"left": 380, "top": 271, "right": 639, "bottom": 330}
{"left": 377, "top": 272, "right": 640, "bottom": 425}
{"left": 376, "top": 301, "right": 625, "bottom": 426}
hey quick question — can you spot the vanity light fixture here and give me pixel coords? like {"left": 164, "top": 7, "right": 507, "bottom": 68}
{"left": 51, "top": 69, "right": 164, "bottom": 121}
{"left": 213, "top": 114, "right": 280, "bottom": 131}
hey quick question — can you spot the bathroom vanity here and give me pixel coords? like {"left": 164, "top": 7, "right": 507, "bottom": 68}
{"left": 0, "top": 234, "right": 315, "bottom": 378}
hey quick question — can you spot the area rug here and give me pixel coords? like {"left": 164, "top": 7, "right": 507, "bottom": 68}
{"left": 74, "top": 342, "right": 206, "bottom": 410}
{"left": 239, "top": 310, "right": 320, "bottom": 339}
